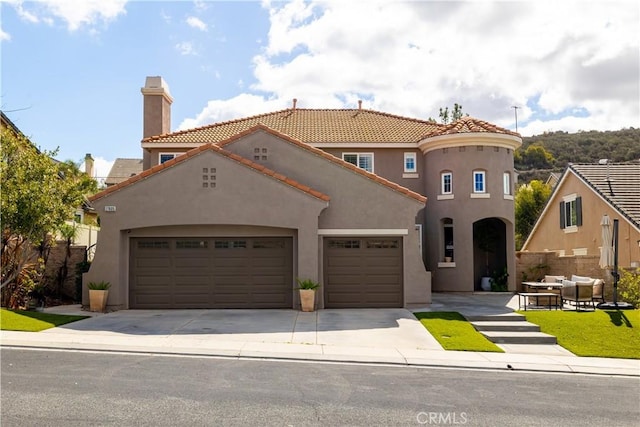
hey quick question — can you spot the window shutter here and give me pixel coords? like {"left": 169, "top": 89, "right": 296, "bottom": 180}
{"left": 576, "top": 196, "right": 582, "bottom": 226}
{"left": 560, "top": 201, "right": 566, "bottom": 229}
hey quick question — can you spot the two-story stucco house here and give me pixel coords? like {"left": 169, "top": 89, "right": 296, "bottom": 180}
{"left": 84, "top": 76, "right": 521, "bottom": 310}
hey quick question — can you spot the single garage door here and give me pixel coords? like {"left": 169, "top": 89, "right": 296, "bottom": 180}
{"left": 130, "top": 237, "right": 293, "bottom": 309}
{"left": 323, "top": 237, "right": 403, "bottom": 308}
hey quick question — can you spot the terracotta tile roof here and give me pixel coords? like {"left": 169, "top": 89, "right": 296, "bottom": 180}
{"left": 105, "top": 158, "right": 143, "bottom": 186}
{"left": 143, "top": 108, "right": 443, "bottom": 144}
{"left": 426, "top": 116, "right": 520, "bottom": 138}
{"left": 570, "top": 163, "right": 640, "bottom": 228}
{"left": 89, "top": 144, "right": 330, "bottom": 203}
{"left": 219, "top": 124, "right": 427, "bottom": 204}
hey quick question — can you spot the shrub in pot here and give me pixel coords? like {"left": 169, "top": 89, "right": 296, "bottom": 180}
{"left": 87, "top": 281, "right": 110, "bottom": 312}
{"left": 296, "top": 278, "right": 319, "bottom": 312}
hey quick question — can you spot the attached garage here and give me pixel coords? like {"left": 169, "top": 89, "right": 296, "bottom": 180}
{"left": 323, "top": 237, "right": 403, "bottom": 308}
{"left": 129, "top": 237, "right": 293, "bottom": 309}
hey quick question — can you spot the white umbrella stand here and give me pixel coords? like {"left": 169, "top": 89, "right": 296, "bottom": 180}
{"left": 597, "top": 218, "right": 635, "bottom": 310}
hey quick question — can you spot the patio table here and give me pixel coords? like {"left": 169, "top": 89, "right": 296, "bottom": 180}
{"left": 518, "top": 292, "right": 561, "bottom": 310}
{"left": 522, "top": 281, "right": 563, "bottom": 292}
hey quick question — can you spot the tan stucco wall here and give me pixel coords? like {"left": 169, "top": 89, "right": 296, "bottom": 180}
{"left": 321, "top": 147, "right": 425, "bottom": 195}
{"left": 423, "top": 144, "right": 517, "bottom": 292}
{"left": 523, "top": 172, "right": 640, "bottom": 267}
{"left": 84, "top": 149, "right": 328, "bottom": 310}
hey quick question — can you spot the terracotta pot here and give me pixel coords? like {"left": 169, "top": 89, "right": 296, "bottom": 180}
{"left": 299, "top": 289, "right": 316, "bottom": 312}
{"left": 89, "top": 289, "right": 109, "bottom": 312}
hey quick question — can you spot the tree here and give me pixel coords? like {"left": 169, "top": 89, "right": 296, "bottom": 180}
{"left": 1, "top": 128, "right": 97, "bottom": 306}
{"left": 514, "top": 180, "right": 552, "bottom": 249}
{"left": 428, "top": 103, "right": 467, "bottom": 124}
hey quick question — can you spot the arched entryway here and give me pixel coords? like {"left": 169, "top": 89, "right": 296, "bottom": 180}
{"left": 473, "top": 218, "right": 508, "bottom": 291}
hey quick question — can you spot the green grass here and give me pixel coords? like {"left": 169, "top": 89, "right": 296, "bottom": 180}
{"left": 518, "top": 309, "right": 640, "bottom": 359}
{"left": 0, "top": 308, "right": 88, "bottom": 332}
{"left": 414, "top": 311, "right": 504, "bottom": 352}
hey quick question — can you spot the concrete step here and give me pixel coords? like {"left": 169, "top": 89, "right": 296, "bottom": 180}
{"left": 480, "top": 331, "right": 557, "bottom": 345}
{"left": 471, "top": 321, "right": 541, "bottom": 332}
{"left": 464, "top": 313, "right": 526, "bottom": 322}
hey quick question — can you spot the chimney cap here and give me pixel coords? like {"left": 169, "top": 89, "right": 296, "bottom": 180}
{"left": 141, "top": 76, "right": 173, "bottom": 102}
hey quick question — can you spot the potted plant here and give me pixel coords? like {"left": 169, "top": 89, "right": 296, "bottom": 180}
{"left": 490, "top": 267, "right": 509, "bottom": 292}
{"left": 87, "top": 281, "right": 110, "bottom": 312}
{"left": 296, "top": 278, "right": 319, "bottom": 312}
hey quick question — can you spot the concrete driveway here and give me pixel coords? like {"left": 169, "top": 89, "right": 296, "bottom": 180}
{"left": 41, "top": 308, "right": 443, "bottom": 350}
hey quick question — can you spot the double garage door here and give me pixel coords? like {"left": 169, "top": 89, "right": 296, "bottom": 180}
{"left": 130, "top": 237, "right": 293, "bottom": 309}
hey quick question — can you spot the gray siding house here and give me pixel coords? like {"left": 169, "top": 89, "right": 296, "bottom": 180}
{"left": 84, "top": 76, "right": 521, "bottom": 310}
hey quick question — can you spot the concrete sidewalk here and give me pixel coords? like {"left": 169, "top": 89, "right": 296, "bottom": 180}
{"left": 1, "top": 300, "right": 638, "bottom": 377}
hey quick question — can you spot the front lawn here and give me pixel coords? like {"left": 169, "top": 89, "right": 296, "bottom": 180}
{"left": 414, "top": 311, "right": 504, "bottom": 352}
{"left": 518, "top": 309, "right": 640, "bottom": 359}
{"left": 0, "top": 308, "right": 88, "bottom": 332}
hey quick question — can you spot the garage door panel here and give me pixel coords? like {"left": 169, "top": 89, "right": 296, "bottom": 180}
{"left": 173, "top": 257, "right": 210, "bottom": 268}
{"left": 135, "top": 257, "right": 172, "bottom": 268}
{"left": 324, "top": 237, "right": 402, "bottom": 308}
{"left": 130, "top": 237, "right": 292, "bottom": 309}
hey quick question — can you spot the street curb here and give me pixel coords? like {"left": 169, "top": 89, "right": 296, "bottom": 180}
{"left": 3, "top": 341, "right": 638, "bottom": 378}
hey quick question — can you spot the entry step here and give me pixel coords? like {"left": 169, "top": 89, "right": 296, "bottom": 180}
{"left": 464, "top": 313, "right": 526, "bottom": 322}
{"left": 479, "top": 331, "right": 557, "bottom": 345}
{"left": 470, "top": 321, "right": 540, "bottom": 332}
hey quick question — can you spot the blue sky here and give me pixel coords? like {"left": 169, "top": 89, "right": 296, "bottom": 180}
{"left": 1, "top": 0, "right": 638, "bottom": 181}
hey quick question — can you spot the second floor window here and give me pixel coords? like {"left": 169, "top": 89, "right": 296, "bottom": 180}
{"left": 473, "top": 170, "right": 486, "bottom": 193}
{"left": 343, "top": 153, "right": 373, "bottom": 173}
{"left": 404, "top": 153, "right": 417, "bottom": 173}
{"left": 441, "top": 172, "right": 452, "bottom": 194}
{"left": 560, "top": 196, "right": 582, "bottom": 228}
{"left": 159, "top": 153, "right": 178, "bottom": 164}
{"left": 503, "top": 172, "right": 511, "bottom": 195}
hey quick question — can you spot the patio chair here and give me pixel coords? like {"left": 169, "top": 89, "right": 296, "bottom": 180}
{"left": 561, "top": 279, "right": 595, "bottom": 311}
{"left": 592, "top": 279, "right": 605, "bottom": 304}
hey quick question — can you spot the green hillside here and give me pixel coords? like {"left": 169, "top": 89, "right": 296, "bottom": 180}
{"left": 515, "top": 128, "right": 640, "bottom": 183}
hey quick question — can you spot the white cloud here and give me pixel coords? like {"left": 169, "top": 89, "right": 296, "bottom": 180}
{"left": 0, "top": 27, "right": 10, "bottom": 41}
{"left": 182, "top": 1, "right": 639, "bottom": 136}
{"left": 178, "top": 94, "right": 288, "bottom": 130}
{"left": 91, "top": 156, "right": 115, "bottom": 187}
{"left": 186, "top": 16, "right": 207, "bottom": 31}
{"left": 176, "top": 41, "right": 197, "bottom": 56}
{"left": 7, "top": 0, "right": 128, "bottom": 31}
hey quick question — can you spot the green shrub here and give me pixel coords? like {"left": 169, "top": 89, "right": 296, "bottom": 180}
{"left": 295, "top": 278, "right": 319, "bottom": 290}
{"left": 618, "top": 268, "right": 640, "bottom": 307}
{"left": 87, "top": 281, "right": 110, "bottom": 290}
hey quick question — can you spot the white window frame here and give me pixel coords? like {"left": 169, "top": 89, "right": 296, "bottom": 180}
{"left": 503, "top": 172, "right": 510, "bottom": 195}
{"left": 342, "top": 152, "right": 374, "bottom": 173}
{"left": 441, "top": 172, "right": 452, "bottom": 194}
{"left": 159, "top": 153, "right": 182, "bottom": 164}
{"left": 473, "top": 170, "right": 486, "bottom": 193}
{"left": 404, "top": 152, "right": 417, "bottom": 173}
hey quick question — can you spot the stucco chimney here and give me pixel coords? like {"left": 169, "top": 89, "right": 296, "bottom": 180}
{"left": 84, "top": 153, "right": 94, "bottom": 178}
{"left": 141, "top": 76, "right": 173, "bottom": 139}
{"left": 292, "top": 98, "right": 297, "bottom": 110}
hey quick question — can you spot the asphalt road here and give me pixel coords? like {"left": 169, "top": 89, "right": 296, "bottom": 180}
{"left": 1, "top": 348, "right": 638, "bottom": 426}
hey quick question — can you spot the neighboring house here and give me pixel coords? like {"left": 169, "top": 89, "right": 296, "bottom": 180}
{"left": 545, "top": 172, "right": 562, "bottom": 189}
{"left": 105, "top": 158, "right": 144, "bottom": 187}
{"left": 83, "top": 76, "right": 522, "bottom": 310}
{"left": 522, "top": 163, "right": 640, "bottom": 267}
